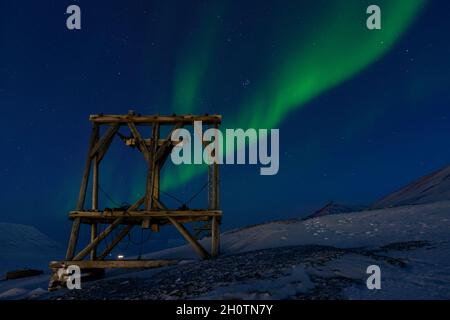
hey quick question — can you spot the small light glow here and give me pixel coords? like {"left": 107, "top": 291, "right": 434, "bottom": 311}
{"left": 117, "top": 254, "right": 124, "bottom": 260}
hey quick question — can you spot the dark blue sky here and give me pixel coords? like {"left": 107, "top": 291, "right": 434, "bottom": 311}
{"left": 1, "top": 0, "right": 449, "bottom": 251}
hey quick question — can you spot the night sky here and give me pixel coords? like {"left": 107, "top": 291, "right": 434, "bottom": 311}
{"left": 1, "top": 0, "right": 450, "bottom": 251}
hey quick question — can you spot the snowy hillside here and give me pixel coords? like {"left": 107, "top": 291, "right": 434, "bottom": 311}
{"left": 303, "top": 202, "right": 366, "bottom": 220}
{"left": 1, "top": 201, "right": 450, "bottom": 300}
{"left": 140, "top": 201, "right": 450, "bottom": 260}
{"left": 51, "top": 201, "right": 450, "bottom": 300}
{"left": 3, "top": 164, "right": 450, "bottom": 300}
{"left": 371, "top": 165, "right": 450, "bottom": 209}
{"left": 0, "top": 223, "right": 63, "bottom": 276}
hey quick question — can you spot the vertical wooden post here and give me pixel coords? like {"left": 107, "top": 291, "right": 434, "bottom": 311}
{"left": 212, "top": 123, "right": 220, "bottom": 210}
{"left": 211, "top": 123, "right": 220, "bottom": 257}
{"left": 208, "top": 164, "right": 212, "bottom": 209}
{"left": 152, "top": 124, "right": 160, "bottom": 208}
{"left": 66, "top": 123, "right": 99, "bottom": 260}
{"left": 211, "top": 216, "right": 220, "bottom": 257}
{"left": 145, "top": 123, "right": 159, "bottom": 210}
{"left": 63, "top": 116, "right": 222, "bottom": 266}
{"left": 65, "top": 218, "right": 81, "bottom": 261}
{"left": 92, "top": 159, "right": 99, "bottom": 210}
{"left": 91, "top": 128, "right": 100, "bottom": 260}
{"left": 90, "top": 224, "right": 97, "bottom": 260}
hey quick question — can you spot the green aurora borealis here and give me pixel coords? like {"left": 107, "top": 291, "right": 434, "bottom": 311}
{"left": 160, "top": 0, "right": 426, "bottom": 191}
{"left": 7, "top": 0, "right": 450, "bottom": 244}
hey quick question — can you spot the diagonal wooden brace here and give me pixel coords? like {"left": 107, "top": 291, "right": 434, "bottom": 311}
{"left": 155, "top": 122, "right": 184, "bottom": 165}
{"left": 90, "top": 124, "right": 119, "bottom": 158}
{"left": 98, "top": 224, "right": 134, "bottom": 260}
{"left": 72, "top": 197, "right": 144, "bottom": 261}
{"left": 127, "top": 122, "right": 151, "bottom": 162}
{"left": 154, "top": 198, "right": 210, "bottom": 259}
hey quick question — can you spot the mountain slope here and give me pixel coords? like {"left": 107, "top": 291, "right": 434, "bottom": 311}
{"left": 371, "top": 165, "right": 450, "bottom": 209}
{"left": 0, "top": 223, "right": 63, "bottom": 276}
{"left": 141, "top": 200, "right": 450, "bottom": 260}
{"left": 303, "top": 202, "right": 366, "bottom": 220}
{"left": 50, "top": 201, "right": 450, "bottom": 300}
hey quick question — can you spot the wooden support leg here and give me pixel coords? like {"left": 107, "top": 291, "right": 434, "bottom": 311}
{"left": 90, "top": 223, "right": 97, "bottom": 260}
{"left": 91, "top": 134, "right": 100, "bottom": 260}
{"left": 154, "top": 198, "right": 210, "bottom": 259}
{"left": 145, "top": 123, "right": 159, "bottom": 210}
{"left": 211, "top": 216, "right": 220, "bottom": 257}
{"left": 66, "top": 124, "right": 99, "bottom": 260}
{"left": 168, "top": 216, "right": 210, "bottom": 259}
{"left": 153, "top": 162, "right": 160, "bottom": 208}
{"left": 65, "top": 218, "right": 81, "bottom": 260}
{"left": 210, "top": 123, "right": 221, "bottom": 257}
{"left": 76, "top": 124, "right": 99, "bottom": 210}
{"left": 208, "top": 164, "right": 212, "bottom": 209}
{"left": 212, "top": 123, "right": 220, "bottom": 210}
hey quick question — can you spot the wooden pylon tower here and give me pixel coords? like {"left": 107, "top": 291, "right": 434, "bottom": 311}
{"left": 49, "top": 112, "right": 222, "bottom": 290}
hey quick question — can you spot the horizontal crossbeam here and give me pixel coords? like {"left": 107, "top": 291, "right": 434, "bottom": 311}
{"left": 89, "top": 114, "right": 222, "bottom": 125}
{"left": 50, "top": 260, "right": 178, "bottom": 269}
{"left": 70, "top": 210, "right": 222, "bottom": 219}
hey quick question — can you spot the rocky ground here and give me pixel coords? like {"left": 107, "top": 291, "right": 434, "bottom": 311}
{"left": 48, "top": 241, "right": 429, "bottom": 300}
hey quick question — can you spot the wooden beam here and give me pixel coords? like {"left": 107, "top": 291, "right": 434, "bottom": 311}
{"left": 67, "top": 124, "right": 99, "bottom": 260}
{"left": 98, "top": 225, "right": 133, "bottom": 260}
{"left": 155, "top": 122, "right": 184, "bottom": 164}
{"left": 70, "top": 210, "right": 222, "bottom": 219}
{"left": 208, "top": 164, "right": 212, "bottom": 209}
{"left": 212, "top": 123, "right": 220, "bottom": 210}
{"left": 65, "top": 218, "right": 81, "bottom": 260}
{"left": 90, "top": 114, "right": 222, "bottom": 125}
{"left": 153, "top": 163, "right": 160, "bottom": 206}
{"left": 121, "top": 138, "right": 180, "bottom": 148}
{"left": 91, "top": 131, "right": 99, "bottom": 261}
{"left": 73, "top": 217, "right": 125, "bottom": 261}
{"left": 154, "top": 199, "right": 210, "bottom": 260}
{"left": 127, "top": 122, "right": 150, "bottom": 162}
{"left": 90, "top": 223, "right": 97, "bottom": 260}
{"left": 92, "top": 159, "right": 99, "bottom": 210}
{"left": 145, "top": 123, "right": 159, "bottom": 210}
{"left": 76, "top": 124, "right": 99, "bottom": 210}
{"left": 97, "top": 132, "right": 116, "bottom": 163}
{"left": 211, "top": 216, "right": 220, "bottom": 257}
{"left": 89, "top": 124, "right": 119, "bottom": 158}
{"left": 211, "top": 123, "right": 221, "bottom": 257}
{"left": 168, "top": 217, "right": 210, "bottom": 259}
{"left": 72, "top": 197, "right": 144, "bottom": 261}
{"left": 51, "top": 260, "right": 178, "bottom": 269}
{"left": 73, "top": 216, "right": 210, "bottom": 226}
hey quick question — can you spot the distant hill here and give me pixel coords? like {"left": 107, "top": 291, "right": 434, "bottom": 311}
{"left": 0, "top": 223, "right": 63, "bottom": 276}
{"left": 371, "top": 165, "right": 450, "bottom": 209}
{"left": 303, "top": 202, "right": 366, "bottom": 220}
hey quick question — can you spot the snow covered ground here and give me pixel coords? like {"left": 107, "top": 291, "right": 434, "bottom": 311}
{"left": 141, "top": 201, "right": 450, "bottom": 260}
{"left": 1, "top": 200, "right": 450, "bottom": 300}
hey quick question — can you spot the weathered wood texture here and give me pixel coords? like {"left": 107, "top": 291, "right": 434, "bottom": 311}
{"left": 58, "top": 114, "right": 222, "bottom": 286}
{"left": 50, "top": 260, "right": 178, "bottom": 269}
{"left": 90, "top": 114, "right": 221, "bottom": 124}
{"left": 70, "top": 210, "right": 222, "bottom": 218}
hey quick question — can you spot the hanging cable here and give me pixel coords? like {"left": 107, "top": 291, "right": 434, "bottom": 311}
{"left": 184, "top": 181, "right": 208, "bottom": 205}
